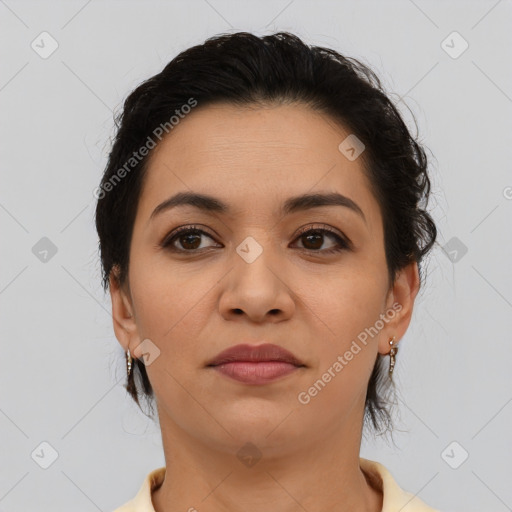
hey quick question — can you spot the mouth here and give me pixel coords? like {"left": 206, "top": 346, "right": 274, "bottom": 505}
{"left": 206, "top": 343, "right": 306, "bottom": 385}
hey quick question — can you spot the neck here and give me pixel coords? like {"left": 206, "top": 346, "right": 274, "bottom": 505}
{"left": 152, "top": 409, "right": 383, "bottom": 512}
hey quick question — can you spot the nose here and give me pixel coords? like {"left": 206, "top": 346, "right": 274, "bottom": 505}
{"left": 218, "top": 243, "right": 295, "bottom": 323}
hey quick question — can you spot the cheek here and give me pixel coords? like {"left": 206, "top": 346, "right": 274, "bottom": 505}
{"left": 303, "top": 263, "right": 387, "bottom": 392}
{"left": 129, "top": 258, "right": 216, "bottom": 361}
{"left": 296, "top": 282, "right": 383, "bottom": 420}
{"left": 309, "top": 265, "right": 388, "bottom": 341}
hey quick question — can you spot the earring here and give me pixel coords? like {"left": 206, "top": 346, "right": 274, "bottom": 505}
{"left": 126, "top": 349, "right": 133, "bottom": 377}
{"left": 388, "top": 336, "right": 398, "bottom": 376}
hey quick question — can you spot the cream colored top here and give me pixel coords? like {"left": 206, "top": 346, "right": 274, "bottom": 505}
{"left": 113, "top": 457, "right": 440, "bottom": 511}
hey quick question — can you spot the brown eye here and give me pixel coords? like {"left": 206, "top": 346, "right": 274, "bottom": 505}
{"left": 293, "top": 226, "right": 350, "bottom": 254}
{"left": 300, "top": 231, "right": 324, "bottom": 250}
{"left": 161, "top": 226, "right": 218, "bottom": 252}
{"left": 177, "top": 231, "right": 202, "bottom": 250}
{"left": 161, "top": 224, "right": 351, "bottom": 255}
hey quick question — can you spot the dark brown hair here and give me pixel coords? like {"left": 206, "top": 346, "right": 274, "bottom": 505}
{"left": 95, "top": 31, "right": 437, "bottom": 437}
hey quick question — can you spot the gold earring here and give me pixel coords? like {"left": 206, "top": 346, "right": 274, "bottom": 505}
{"left": 126, "top": 349, "right": 133, "bottom": 377}
{"left": 388, "top": 336, "right": 398, "bottom": 377}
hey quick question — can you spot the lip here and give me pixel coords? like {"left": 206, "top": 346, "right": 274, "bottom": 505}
{"left": 206, "top": 343, "right": 304, "bottom": 367}
{"left": 206, "top": 343, "right": 306, "bottom": 385}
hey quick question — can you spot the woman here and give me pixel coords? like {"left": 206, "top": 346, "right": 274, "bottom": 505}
{"left": 95, "top": 31, "right": 440, "bottom": 512}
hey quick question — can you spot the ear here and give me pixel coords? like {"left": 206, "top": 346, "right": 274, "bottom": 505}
{"left": 378, "top": 261, "right": 420, "bottom": 355}
{"left": 109, "top": 266, "right": 140, "bottom": 353}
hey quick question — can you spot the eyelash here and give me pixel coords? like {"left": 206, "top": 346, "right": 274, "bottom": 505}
{"left": 160, "top": 224, "right": 351, "bottom": 255}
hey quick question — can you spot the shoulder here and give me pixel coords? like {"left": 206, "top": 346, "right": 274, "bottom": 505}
{"left": 360, "top": 457, "right": 441, "bottom": 512}
{"left": 112, "top": 466, "right": 166, "bottom": 512}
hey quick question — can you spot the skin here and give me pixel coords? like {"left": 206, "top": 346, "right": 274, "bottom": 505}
{"left": 110, "top": 102, "right": 420, "bottom": 512}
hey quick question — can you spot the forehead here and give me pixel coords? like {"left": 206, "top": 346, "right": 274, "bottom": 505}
{"left": 138, "top": 102, "right": 379, "bottom": 223}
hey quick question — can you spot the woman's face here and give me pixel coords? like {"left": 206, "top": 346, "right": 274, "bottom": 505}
{"left": 111, "top": 102, "right": 418, "bottom": 455}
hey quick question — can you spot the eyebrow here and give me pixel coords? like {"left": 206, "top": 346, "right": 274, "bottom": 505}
{"left": 149, "top": 191, "right": 366, "bottom": 224}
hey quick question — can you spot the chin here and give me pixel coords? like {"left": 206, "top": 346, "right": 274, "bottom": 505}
{"left": 218, "top": 404, "right": 300, "bottom": 443}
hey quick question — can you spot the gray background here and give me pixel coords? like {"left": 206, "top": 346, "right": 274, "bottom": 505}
{"left": 1, "top": 1, "right": 511, "bottom": 511}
